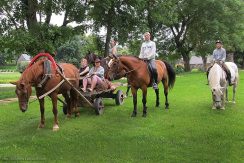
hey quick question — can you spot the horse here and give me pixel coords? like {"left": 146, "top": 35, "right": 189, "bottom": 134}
{"left": 107, "top": 55, "right": 176, "bottom": 117}
{"left": 11, "top": 56, "right": 80, "bottom": 131}
{"left": 208, "top": 62, "right": 239, "bottom": 109}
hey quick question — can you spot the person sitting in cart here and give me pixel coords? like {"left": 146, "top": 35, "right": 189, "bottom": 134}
{"left": 79, "top": 58, "right": 90, "bottom": 86}
{"left": 81, "top": 58, "right": 105, "bottom": 92}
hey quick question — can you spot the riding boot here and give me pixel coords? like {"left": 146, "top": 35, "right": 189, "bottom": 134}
{"left": 152, "top": 69, "right": 158, "bottom": 90}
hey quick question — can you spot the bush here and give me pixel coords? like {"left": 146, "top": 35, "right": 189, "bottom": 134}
{"left": 16, "top": 61, "right": 30, "bottom": 73}
{"left": 175, "top": 64, "right": 185, "bottom": 74}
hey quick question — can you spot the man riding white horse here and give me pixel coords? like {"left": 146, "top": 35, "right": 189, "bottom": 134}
{"left": 207, "top": 40, "right": 232, "bottom": 85}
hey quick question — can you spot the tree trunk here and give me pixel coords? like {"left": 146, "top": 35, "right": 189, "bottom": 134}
{"left": 104, "top": 7, "right": 114, "bottom": 57}
{"left": 44, "top": 0, "right": 52, "bottom": 24}
{"left": 182, "top": 54, "right": 190, "bottom": 72}
{"left": 202, "top": 55, "right": 207, "bottom": 71}
{"left": 22, "top": 0, "right": 38, "bottom": 30}
{"left": 242, "top": 54, "right": 244, "bottom": 69}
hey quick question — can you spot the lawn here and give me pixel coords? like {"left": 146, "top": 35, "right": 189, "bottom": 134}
{"left": 0, "top": 71, "right": 243, "bottom": 162}
{"left": 0, "top": 72, "right": 21, "bottom": 84}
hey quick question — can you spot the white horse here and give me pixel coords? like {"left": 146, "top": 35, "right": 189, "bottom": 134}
{"left": 208, "top": 62, "right": 239, "bottom": 109}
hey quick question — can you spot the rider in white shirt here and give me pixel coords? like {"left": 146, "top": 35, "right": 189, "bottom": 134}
{"left": 139, "top": 32, "right": 158, "bottom": 90}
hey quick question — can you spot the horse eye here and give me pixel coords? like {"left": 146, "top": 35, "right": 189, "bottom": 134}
{"left": 213, "top": 89, "right": 215, "bottom": 92}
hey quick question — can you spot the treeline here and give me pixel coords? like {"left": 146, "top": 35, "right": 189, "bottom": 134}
{"left": 0, "top": 0, "right": 243, "bottom": 70}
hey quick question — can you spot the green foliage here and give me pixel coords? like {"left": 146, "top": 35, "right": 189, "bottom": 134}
{"left": 175, "top": 64, "right": 185, "bottom": 74}
{"left": 16, "top": 61, "right": 30, "bottom": 73}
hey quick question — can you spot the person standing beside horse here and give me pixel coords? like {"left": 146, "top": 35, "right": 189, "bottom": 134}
{"left": 207, "top": 40, "right": 232, "bottom": 85}
{"left": 139, "top": 32, "right": 158, "bottom": 90}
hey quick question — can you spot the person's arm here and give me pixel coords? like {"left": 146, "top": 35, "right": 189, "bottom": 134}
{"left": 111, "top": 47, "right": 117, "bottom": 56}
{"left": 221, "top": 48, "right": 226, "bottom": 62}
{"left": 96, "top": 67, "right": 104, "bottom": 78}
{"left": 212, "top": 50, "right": 216, "bottom": 62}
{"left": 139, "top": 43, "right": 144, "bottom": 59}
{"left": 80, "top": 67, "right": 89, "bottom": 76}
{"left": 88, "top": 67, "right": 94, "bottom": 76}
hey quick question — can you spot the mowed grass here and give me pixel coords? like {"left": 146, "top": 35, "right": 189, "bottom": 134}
{"left": 0, "top": 71, "right": 243, "bottom": 162}
{"left": 0, "top": 72, "right": 21, "bottom": 84}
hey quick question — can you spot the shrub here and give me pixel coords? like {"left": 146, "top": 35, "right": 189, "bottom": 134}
{"left": 16, "top": 61, "right": 30, "bottom": 73}
{"left": 175, "top": 64, "right": 185, "bottom": 74}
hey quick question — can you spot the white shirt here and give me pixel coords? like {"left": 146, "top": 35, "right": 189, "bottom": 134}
{"left": 139, "top": 41, "right": 156, "bottom": 60}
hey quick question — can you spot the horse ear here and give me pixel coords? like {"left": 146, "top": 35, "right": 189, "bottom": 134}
{"left": 10, "top": 81, "right": 17, "bottom": 85}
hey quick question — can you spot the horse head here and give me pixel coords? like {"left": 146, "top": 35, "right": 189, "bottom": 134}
{"left": 11, "top": 80, "right": 32, "bottom": 112}
{"left": 211, "top": 86, "right": 225, "bottom": 109}
{"left": 107, "top": 57, "right": 127, "bottom": 80}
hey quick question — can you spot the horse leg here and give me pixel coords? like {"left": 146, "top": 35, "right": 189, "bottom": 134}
{"left": 162, "top": 80, "right": 169, "bottom": 109}
{"left": 63, "top": 92, "right": 71, "bottom": 118}
{"left": 50, "top": 93, "right": 59, "bottom": 131}
{"left": 232, "top": 83, "right": 237, "bottom": 103}
{"left": 225, "top": 86, "right": 228, "bottom": 102}
{"left": 38, "top": 98, "right": 45, "bottom": 128}
{"left": 126, "top": 85, "right": 131, "bottom": 97}
{"left": 131, "top": 86, "right": 138, "bottom": 117}
{"left": 71, "top": 89, "right": 79, "bottom": 117}
{"left": 142, "top": 86, "right": 148, "bottom": 117}
{"left": 155, "top": 88, "right": 159, "bottom": 107}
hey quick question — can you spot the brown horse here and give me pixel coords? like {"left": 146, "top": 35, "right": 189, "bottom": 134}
{"left": 11, "top": 58, "right": 80, "bottom": 131}
{"left": 107, "top": 55, "right": 176, "bottom": 117}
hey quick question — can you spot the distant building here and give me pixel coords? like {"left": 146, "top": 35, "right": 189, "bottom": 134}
{"left": 17, "top": 54, "right": 31, "bottom": 63}
{"left": 190, "top": 56, "right": 212, "bottom": 70}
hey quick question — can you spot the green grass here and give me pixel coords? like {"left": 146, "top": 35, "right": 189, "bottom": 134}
{"left": 0, "top": 72, "right": 21, "bottom": 84}
{"left": 0, "top": 71, "right": 243, "bottom": 162}
{"left": 0, "top": 65, "right": 16, "bottom": 70}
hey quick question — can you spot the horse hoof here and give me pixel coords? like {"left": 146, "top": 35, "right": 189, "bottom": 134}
{"left": 232, "top": 101, "right": 236, "bottom": 104}
{"left": 142, "top": 113, "right": 147, "bottom": 117}
{"left": 38, "top": 123, "right": 45, "bottom": 128}
{"left": 53, "top": 125, "right": 59, "bottom": 131}
{"left": 220, "top": 107, "right": 225, "bottom": 110}
{"left": 75, "top": 112, "right": 80, "bottom": 117}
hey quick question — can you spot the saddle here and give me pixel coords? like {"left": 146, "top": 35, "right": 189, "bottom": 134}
{"left": 37, "top": 60, "right": 63, "bottom": 88}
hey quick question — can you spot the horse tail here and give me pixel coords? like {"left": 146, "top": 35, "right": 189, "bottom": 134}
{"left": 163, "top": 61, "right": 176, "bottom": 89}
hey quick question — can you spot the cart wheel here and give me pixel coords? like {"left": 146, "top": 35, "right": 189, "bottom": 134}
{"left": 94, "top": 98, "right": 104, "bottom": 115}
{"left": 115, "top": 90, "right": 124, "bottom": 105}
{"left": 63, "top": 104, "right": 67, "bottom": 115}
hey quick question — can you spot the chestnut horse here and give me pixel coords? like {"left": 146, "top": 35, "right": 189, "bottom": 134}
{"left": 107, "top": 55, "right": 176, "bottom": 117}
{"left": 11, "top": 57, "right": 79, "bottom": 131}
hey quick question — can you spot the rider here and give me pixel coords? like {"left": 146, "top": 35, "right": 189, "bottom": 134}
{"left": 79, "top": 58, "right": 90, "bottom": 85}
{"left": 207, "top": 40, "right": 232, "bottom": 84}
{"left": 139, "top": 32, "right": 158, "bottom": 90}
{"left": 109, "top": 38, "right": 118, "bottom": 57}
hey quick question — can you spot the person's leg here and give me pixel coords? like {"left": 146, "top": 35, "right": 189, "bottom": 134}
{"left": 222, "top": 63, "right": 232, "bottom": 85}
{"left": 89, "top": 75, "right": 104, "bottom": 91}
{"left": 82, "top": 78, "right": 91, "bottom": 92}
{"left": 149, "top": 59, "right": 158, "bottom": 90}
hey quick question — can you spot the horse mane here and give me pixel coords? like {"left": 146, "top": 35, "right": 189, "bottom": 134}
{"left": 208, "top": 63, "right": 225, "bottom": 88}
{"left": 20, "top": 59, "right": 46, "bottom": 84}
{"left": 119, "top": 55, "right": 142, "bottom": 63}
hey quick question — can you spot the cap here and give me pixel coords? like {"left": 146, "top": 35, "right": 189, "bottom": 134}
{"left": 215, "top": 40, "right": 222, "bottom": 44}
{"left": 95, "top": 58, "right": 101, "bottom": 63}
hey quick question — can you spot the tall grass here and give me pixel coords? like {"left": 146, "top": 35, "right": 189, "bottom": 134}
{"left": 0, "top": 71, "right": 243, "bottom": 162}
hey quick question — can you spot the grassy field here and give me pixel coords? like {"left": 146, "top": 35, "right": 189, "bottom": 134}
{"left": 0, "top": 71, "right": 243, "bottom": 162}
{"left": 0, "top": 72, "right": 21, "bottom": 84}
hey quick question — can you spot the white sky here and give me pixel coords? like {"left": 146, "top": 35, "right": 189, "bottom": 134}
{"left": 49, "top": 13, "right": 106, "bottom": 36}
